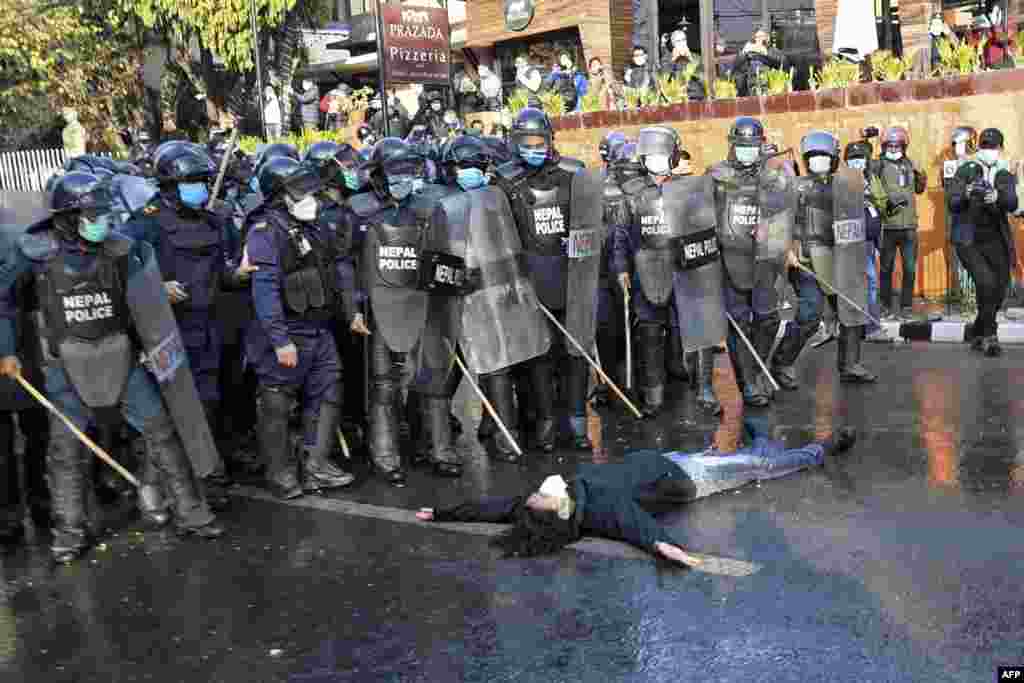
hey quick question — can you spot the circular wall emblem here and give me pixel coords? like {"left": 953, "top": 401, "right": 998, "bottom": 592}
{"left": 504, "top": 0, "right": 535, "bottom": 32}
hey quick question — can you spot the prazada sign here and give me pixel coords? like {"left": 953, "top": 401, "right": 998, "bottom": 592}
{"left": 380, "top": 6, "right": 451, "bottom": 84}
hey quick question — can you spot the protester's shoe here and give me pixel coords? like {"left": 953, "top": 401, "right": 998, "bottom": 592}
{"left": 819, "top": 427, "right": 857, "bottom": 461}
{"left": 983, "top": 336, "right": 1003, "bottom": 357}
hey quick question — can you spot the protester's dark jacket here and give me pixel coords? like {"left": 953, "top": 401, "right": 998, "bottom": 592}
{"left": 948, "top": 164, "right": 1018, "bottom": 258}
{"left": 733, "top": 49, "right": 784, "bottom": 96}
{"left": 658, "top": 60, "right": 706, "bottom": 101}
{"left": 433, "top": 450, "right": 694, "bottom": 551}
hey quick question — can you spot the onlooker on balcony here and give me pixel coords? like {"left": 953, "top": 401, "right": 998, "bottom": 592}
{"left": 733, "top": 27, "right": 784, "bottom": 97}
{"left": 968, "top": 10, "right": 1017, "bottom": 70}
{"left": 297, "top": 80, "right": 320, "bottom": 131}
{"left": 587, "top": 57, "right": 624, "bottom": 111}
{"left": 544, "top": 53, "right": 588, "bottom": 112}
{"left": 659, "top": 30, "right": 705, "bottom": 101}
{"left": 623, "top": 46, "right": 655, "bottom": 93}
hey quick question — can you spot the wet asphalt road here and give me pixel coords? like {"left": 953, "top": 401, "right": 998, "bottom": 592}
{"left": 2, "top": 342, "right": 1023, "bottom": 682}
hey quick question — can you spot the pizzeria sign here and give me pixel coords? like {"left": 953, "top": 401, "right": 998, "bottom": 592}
{"left": 380, "top": 6, "right": 451, "bottom": 85}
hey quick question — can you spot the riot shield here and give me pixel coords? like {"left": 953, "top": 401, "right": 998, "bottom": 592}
{"left": 664, "top": 176, "right": 728, "bottom": 351}
{"left": 460, "top": 186, "right": 551, "bottom": 374}
{"left": 363, "top": 216, "right": 430, "bottom": 354}
{"left": 632, "top": 185, "right": 676, "bottom": 306}
{"left": 754, "top": 171, "right": 795, "bottom": 264}
{"left": 410, "top": 191, "right": 469, "bottom": 395}
{"left": 564, "top": 169, "right": 605, "bottom": 358}
{"left": 124, "top": 240, "right": 219, "bottom": 478}
{"left": 832, "top": 167, "right": 868, "bottom": 326}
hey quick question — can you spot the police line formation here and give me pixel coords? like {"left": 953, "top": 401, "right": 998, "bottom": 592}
{"left": 0, "top": 110, "right": 1016, "bottom": 567}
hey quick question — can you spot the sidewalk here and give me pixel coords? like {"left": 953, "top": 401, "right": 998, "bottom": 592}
{"left": 881, "top": 307, "right": 1024, "bottom": 344}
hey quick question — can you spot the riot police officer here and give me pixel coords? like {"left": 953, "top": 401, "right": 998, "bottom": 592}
{"left": 491, "top": 108, "right": 604, "bottom": 452}
{"left": 244, "top": 159, "right": 356, "bottom": 499}
{"left": 0, "top": 173, "right": 225, "bottom": 563}
{"left": 121, "top": 145, "right": 243, "bottom": 508}
{"left": 708, "top": 117, "right": 795, "bottom": 407}
{"left": 614, "top": 127, "right": 723, "bottom": 416}
{"left": 772, "top": 131, "right": 876, "bottom": 387}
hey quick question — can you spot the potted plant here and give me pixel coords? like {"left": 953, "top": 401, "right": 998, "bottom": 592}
{"left": 871, "top": 50, "right": 914, "bottom": 102}
{"left": 936, "top": 35, "right": 985, "bottom": 97}
{"left": 756, "top": 66, "right": 793, "bottom": 114}
{"left": 538, "top": 91, "right": 573, "bottom": 129}
{"left": 655, "top": 73, "right": 688, "bottom": 121}
{"left": 506, "top": 88, "right": 531, "bottom": 118}
{"left": 578, "top": 90, "right": 614, "bottom": 128}
{"left": 809, "top": 58, "right": 859, "bottom": 109}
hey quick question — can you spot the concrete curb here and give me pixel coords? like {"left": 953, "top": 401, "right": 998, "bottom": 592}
{"left": 881, "top": 320, "right": 1024, "bottom": 344}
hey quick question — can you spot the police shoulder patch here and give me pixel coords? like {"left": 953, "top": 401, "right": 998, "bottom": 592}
{"left": 17, "top": 230, "right": 59, "bottom": 262}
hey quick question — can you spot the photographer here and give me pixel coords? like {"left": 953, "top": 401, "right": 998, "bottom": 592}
{"left": 733, "top": 27, "right": 784, "bottom": 97}
{"left": 948, "top": 128, "right": 1020, "bottom": 357}
{"left": 872, "top": 126, "right": 927, "bottom": 320}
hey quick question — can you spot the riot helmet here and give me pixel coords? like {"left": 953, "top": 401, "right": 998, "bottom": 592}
{"left": 48, "top": 172, "right": 115, "bottom": 244}
{"left": 610, "top": 142, "right": 645, "bottom": 182}
{"left": 304, "top": 141, "right": 343, "bottom": 169}
{"left": 637, "top": 126, "right": 681, "bottom": 176}
{"left": 881, "top": 126, "right": 909, "bottom": 161}
{"left": 280, "top": 167, "right": 324, "bottom": 222}
{"left": 257, "top": 156, "right": 302, "bottom": 198}
{"left": 156, "top": 147, "right": 214, "bottom": 184}
{"left": 729, "top": 117, "right": 766, "bottom": 166}
{"left": 327, "top": 143, "right": 365, "bottom": 191}
{"left": 254, "top": 143, "right": 300, "bottom": 173}
{"left": 510, "top": 107, "right": 554, "bottom": 167}
{"left": 367, "top": 138, "right": 426, "bottom": 202}
{"left": 441, "top": 135, "right": 494, "bottom": 190}
{"left": 951, "top": 126, "right": 977, "bottom": 157}
{"left": 357, "top": 124, "right": 376, "bottom": 147}
{"left": 843, "top": 140, "right": 872, "bottom": 171}
{"left": 599, "top": 131, "right": 627, "bottom": 163}
{"left": 799, "top": 131, "right": 840, "bottom": 176}
{"left": 151, "top": 141, "right": 191, "bottom": 170}
{"left": 977, "top": 128, "right": 1004, "bottom": 166}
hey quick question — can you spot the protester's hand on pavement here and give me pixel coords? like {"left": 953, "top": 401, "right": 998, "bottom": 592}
{"left": 350, "top": 313, "right": 371, "bottom": 336}
{"left": 416, "top": 508, "right": 435, "bottom": 521}
{"left": 654, "top": 541, "right": 704, "bottom": 567}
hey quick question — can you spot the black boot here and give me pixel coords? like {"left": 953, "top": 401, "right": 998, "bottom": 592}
{"left": 369, "top": 401, "right": 407, "bottom": 486}
{"left": 200, "top": 401, "right": 232, "bottom": 510}
{"left": 564, "top": 357, "right": 593, "bottom": 449}
{"left": 0, "top": 414, "right": 24, "bottom": 546}
{"left": 696, "top": 348, "right": 722, "bottom": 416}
{"left": 636, "top": 323, "right": 665, "bottom": 418}
{"left": 480, "top": 371, "right": 521, "bottom": 463}
{"left": 733, "top": 322, "right": 769, "bottom": 407}
{"left": 424, "top": 396, "right": 462, "bottom": 477}
{"left": 258, "top": 388, "right": 303, "bottom": 499}
{"left": 48, "top": 416, "right": 92, "bottom": 564}
{"left": 144, "top": 419, "right": 223, "bottom": 538}
{"left": 666, "top": 324, "right": 687, "bottom": 382}
{"left": 527, "top": 357, "right": 556, "bottom": 453}
{"left": 301, "top": 397, "right": 355, "bottom": 492}
{"left": 771, "top": 320, "right": 812, "bottom": 392}
{"left": 838, "top": 325, "right": 877, "bottom": 383}
{"left": 20, "top": 405, "right": 52, "bottom": 531}
{"left": 752, "top": 316, "right": 780, "bottom": 402}
{"left": 684, "top": 351, "right": 698, "bottom": 389}
{"left": 137, "top": 454, "right": 169, "bottom": 527}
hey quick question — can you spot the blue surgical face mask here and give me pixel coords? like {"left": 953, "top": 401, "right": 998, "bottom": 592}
{"left": 249, "top": 176, "right": 260, "bottom": 193}
{"left": 456, "top": 167, "right": 488, "bottom": 191}
{"left": 977, "top": 148, "right": 1000, "bottom": 166}
{"left": 78, "top": 213, "right": 112, "bottom": 243}
{"left": 521, "top": 148, "right": 548, "bottom": 167}
{"left": 388, "top": 175, "right": 415, "bottom": 201}
{"left": 412, "top": 178, "right": 425, "bottom": 194}
{"left": 847, "top": 158, "right": 866, "bottom": 171}
{"left": 178, "top": 182, "right": 209, "bottom": 208}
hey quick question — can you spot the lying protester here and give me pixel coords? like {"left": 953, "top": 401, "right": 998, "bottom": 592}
{"left": 415, "top": 423, "right": 856, "bottom": 566}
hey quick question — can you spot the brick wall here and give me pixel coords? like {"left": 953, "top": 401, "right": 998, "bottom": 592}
{"left": 551, "top": 77, "right": 1024, "bottom": 299}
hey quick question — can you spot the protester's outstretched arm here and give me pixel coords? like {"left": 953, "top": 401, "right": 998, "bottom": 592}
{"left": 417, "top": 496, "right": 525, "bottom": 524}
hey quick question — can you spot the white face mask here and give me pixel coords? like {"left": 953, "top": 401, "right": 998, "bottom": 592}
{"left": 634, "top": 55, "right": 647, "bottom": 66}
{"left": 847, "top": 158, "right": 866, "bottom": 171}
{"left": 643, "top": 154, "right": 671, "bottom": 175}
{"left": 287, "top": 195, "right": 319, "bottom": 222}
{"left": 808, "top": 155, "right": 832, "bottom": 175}
{"left": 302, "top": 81, "right": 313, "bottom": 91}
{"left": 885, "top": 149, "right": 903, "bottom": 162}
{"left": 734, "top": 145, "right": 760, "bottom": 165}
{"left": 954, "top": 141, "right": 967, "bottom": 157}
{"left": 977, "top": 148, "right": 1000, "bottom": 166}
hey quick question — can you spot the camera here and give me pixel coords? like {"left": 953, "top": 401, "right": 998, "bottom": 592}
{"left": 862, "top": 126, "right": 880, "bottom": 139}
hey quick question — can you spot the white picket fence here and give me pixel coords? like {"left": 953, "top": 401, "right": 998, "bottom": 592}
{"left": 0, "top": 148, "right": 69, "bottom": 192}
